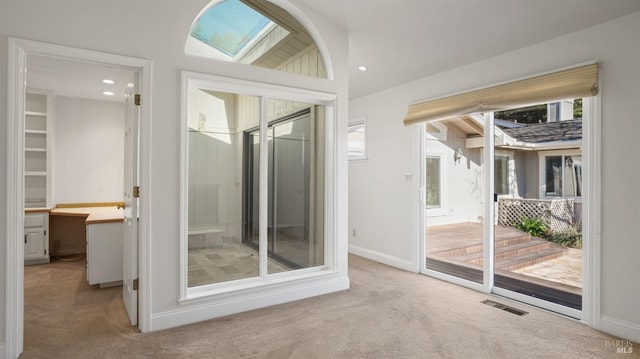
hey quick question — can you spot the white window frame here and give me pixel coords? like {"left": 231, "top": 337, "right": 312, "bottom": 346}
{"left": 425, "top": 152, "right": 447, "bottom": 217}
{"left": 425, "top": 121, "right": 448, "bottom": 141}
{"left": 494, "top": 150, "right": 515, "bottom": 197}
{"left": 348, "top": 116, "right": 367, "bottom": 161}
{"left": 179, "top": 71, "right": 338, "bottom": 301}
{"left": 538, "top": 149, "right": 583, "bottom": 201}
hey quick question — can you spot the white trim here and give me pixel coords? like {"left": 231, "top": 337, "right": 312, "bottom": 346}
{"left": 600, "top": 316, "right": 640, "bottom": 343}
{"left": 184, "top": 71, "right": 336, "bottom": 103}
{"left": 151, "top": 275, "right": 349, "bottom": 332}
{"left": 582, "top": 95, "right": 600, "bottom": 328}
{"left": 348, "top": 244, "right": 416, "bottom": 272}
{"left": 5, "top": 36, "right": 26, "bottom": 359}
{"left": 417, "top": 124, "right": 427, "bottom": 273}
{"left": 347, "top": 116, "right": 367, "bottom": 161}
{"left": 483, "top": 113, "right": 495, "bottom": 290}
{"left": 6, "top": 38, "right": 153, "bottom": 358}
{"left": 492, "top": 287, "right": 581, "bottom": 319}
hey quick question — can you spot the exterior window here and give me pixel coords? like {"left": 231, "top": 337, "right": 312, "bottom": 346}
{"left": 426, "top": 156, "right": 441, "bottom": 209}
{"left": 495, "top": 155, "right": 510, "bottom": 195}
{"left": 544, "top": 154, "right": 582, "bottom": 197}
{"left": 348, "top": 118, "right": 366, "bottom": 160}
{"left": 425, "top": 121, "right": 447, "bottom": 140}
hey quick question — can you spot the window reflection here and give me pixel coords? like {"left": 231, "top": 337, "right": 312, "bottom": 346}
{"left": 187, "top": 88, "right": 325, "bottom": 287}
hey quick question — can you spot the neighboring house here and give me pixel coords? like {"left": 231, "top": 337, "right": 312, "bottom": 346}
{"left": 425, "top": 105, "right": 583, "bottom": 229}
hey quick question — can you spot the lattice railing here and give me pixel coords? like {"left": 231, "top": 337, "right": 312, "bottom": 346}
{"left": 498, "top": 198, "right": 575, "bottom": 233}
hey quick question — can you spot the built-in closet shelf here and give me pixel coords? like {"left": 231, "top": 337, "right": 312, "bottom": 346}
{"left": 24, "top": 91, "right": 52, "bottom": 265}
{"left": 25, "top": 111, "right": 47, "bottom": 117}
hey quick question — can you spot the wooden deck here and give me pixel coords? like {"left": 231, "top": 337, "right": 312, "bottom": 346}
{"left": 426, "top": 222, "right": 582, "bottom": 310}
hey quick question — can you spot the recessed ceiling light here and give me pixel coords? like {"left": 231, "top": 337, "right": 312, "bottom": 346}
{"left": 101, "top": 79, "right": 116, "bottom": 85}
{"left": 102, "top": 91, "right": 115, "bottom": 96}
{"left": 358, "top": 65, "right": 368, "bottom": 72}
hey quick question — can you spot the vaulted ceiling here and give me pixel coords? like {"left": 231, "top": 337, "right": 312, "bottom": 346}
{"left": 292, "top": 0, "right": 640, "bottom": 99}
{"left": 25, "top": 0, "right": 640, "bottom": 102}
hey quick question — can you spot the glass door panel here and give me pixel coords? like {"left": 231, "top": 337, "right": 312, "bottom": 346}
{"left": 424, "top": 119, "right": 484, "bottom": 284}
{"left": 243, "top": 100, "right": 325, "bottom": 274}
{"left": 187, "top": 90, "right": 261, "bottom": 287}
{"left": 493, "top": 104, "right": 583, "bottom": 311}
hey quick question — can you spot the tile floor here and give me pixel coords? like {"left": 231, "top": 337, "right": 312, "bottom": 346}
{"left": 188, "top": 242, "right": 289, "bottom": 287}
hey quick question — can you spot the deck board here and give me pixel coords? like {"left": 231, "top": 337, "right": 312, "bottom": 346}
{"left": 425, "top": 222, "right": 582, "bottom": 310}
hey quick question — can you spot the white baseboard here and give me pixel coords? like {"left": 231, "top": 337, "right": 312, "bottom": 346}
{"left": 150, "top": 275, "right": 350, "bottom": 332}
{"left": 600, "top": 315, "right": 640, "bottom": 343}
{"left": 349, "top": 244, "right": 417, "bottom": 272}
{"left": 53, "top": 248, "right": 85, "bottom": 257}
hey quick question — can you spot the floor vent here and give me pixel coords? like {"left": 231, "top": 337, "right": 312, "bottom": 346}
{"left": 481, "top": 299, "right": 528, "bottom": 316}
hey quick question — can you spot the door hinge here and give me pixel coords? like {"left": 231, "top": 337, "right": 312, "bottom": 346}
{"left": 133, "top": 278, "right": 139, "bottom": 291}
{"left": 44, "top": 249, "right": 47, "bottom": 255}
{"left": 24, "top": 234, "right": 27, "bottom": 243}
{"left": 134, "top": 94, "right": 141, "bottom": 106}
{"left": 133, "top": 186, "right": 140, "bottom": 198}
{"left": 44, "top": 230, "right": 47, "bottom": 236}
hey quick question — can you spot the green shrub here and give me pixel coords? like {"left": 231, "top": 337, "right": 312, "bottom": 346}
{"left": 516, "top": 217, "right": 548, "bottom": 238}
{"left": 547, "top": 229, "right": 582, "bottom": 248}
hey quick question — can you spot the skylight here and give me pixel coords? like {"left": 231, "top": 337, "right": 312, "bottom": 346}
{"left": 191, "top": 0, "right": 272, "bottom": 57}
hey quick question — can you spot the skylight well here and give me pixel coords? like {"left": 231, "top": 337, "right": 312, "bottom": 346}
{"left": 191, "top": 0, "right": 276, "bottom": 59}
{"left": 185, "top": 0, "right": 327, "bottom": 78}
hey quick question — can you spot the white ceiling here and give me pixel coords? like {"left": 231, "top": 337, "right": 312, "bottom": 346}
{"left": 27, "top": 55, "right": 136, "bottom": 103}
{"left": 292, "top": 0, "right": 640, "bottom": 99}
{"left": 25, "top": 1, "right": 640, "bottom": 101}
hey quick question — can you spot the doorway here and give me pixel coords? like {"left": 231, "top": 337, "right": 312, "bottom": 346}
{"left": 6, "top": 38, "right": 151, "bottom": 358}
{"left": 421, "top": 99, "right": 595, "bottom": 319}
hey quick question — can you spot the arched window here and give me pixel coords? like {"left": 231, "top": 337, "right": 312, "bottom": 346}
{"left": 186, "top": 0, "right": 327, "bottom": 79}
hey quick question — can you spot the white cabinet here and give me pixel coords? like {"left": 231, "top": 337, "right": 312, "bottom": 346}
{"left": 86, "top": 222, "right": 123, "bottom": 287}
{"left": 24, "top": 212, "right": 50, "bottom": 264}
{"left": 24, "top": 90, "right": 54, "bottom": 208}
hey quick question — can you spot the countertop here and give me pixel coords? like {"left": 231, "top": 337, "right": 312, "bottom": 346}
{"left": 49, "top": 206, "right": 124, "bottom": 224}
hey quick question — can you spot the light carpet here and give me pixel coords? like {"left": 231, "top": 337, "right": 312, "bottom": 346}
{"left": 22, "top": 254, "right": 638, "bottom": 358}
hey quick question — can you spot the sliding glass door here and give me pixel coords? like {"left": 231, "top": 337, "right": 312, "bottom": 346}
{"left": 244, "top": 108, "right": 323, "bottom": 270}
{"left": 424, "top": 118, "right": 485, "bottom": 286}
{"left": 492, "top": 104, "right": 583, "bottom": 315}
{"left": 423, "top": 102, "right": 584, "bottom": 317}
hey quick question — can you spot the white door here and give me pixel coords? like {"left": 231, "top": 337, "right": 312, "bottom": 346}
{"left": 123, "top": 78, "right": 140, "bottom": 326}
